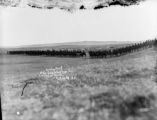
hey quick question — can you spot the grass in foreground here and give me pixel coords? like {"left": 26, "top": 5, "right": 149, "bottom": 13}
{"left": 1, "top": 49, "right": 157, "bottom": 120}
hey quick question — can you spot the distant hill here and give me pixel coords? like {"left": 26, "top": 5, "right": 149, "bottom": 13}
{"left": 2, "top": 41, "right": 134, "bottom": 51}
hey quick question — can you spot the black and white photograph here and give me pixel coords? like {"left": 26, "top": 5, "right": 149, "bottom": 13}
{"left": 0, "top": 0, "right": 157, "bottom": 120}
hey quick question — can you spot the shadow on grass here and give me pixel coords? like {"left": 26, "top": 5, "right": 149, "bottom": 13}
{"left": 89, "top": 91, "right": 157, "bottom": 120}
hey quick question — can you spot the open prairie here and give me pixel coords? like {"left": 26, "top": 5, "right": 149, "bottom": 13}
{"left": 1, "top": 47, "right": 157, "bottom": 120}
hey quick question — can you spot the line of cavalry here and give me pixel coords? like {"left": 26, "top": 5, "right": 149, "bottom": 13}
{"left": 8, "top": 39, "right": 157, "bottom": 58}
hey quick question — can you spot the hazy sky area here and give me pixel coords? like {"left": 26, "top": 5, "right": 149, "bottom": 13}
{"left": 0, "top": 0, "right": 157, "bottom": 47}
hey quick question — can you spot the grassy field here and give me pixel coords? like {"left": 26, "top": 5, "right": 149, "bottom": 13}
{"left": 1, "top": 47, "right": 157, "bottom": 120}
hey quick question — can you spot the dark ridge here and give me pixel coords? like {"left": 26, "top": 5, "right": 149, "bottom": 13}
{"left": 109, "top": 1, "right": 129, "bottom": 6}
{"left": 94, "top": 4, "right": 105, "bottom": 10}
{"left": 46, "top": 6, "right": 53, "bottom": 9}
{"left": 60, "top": 7, "right": 72, "bottom": 12}
{"left": 80, "top": 5, "right": 85, "bottom": 10}
{"left": 125, "top": 0, "right": 140, "bottom": 3}
{"left": 27, "top": 4, "right": 42, "bottom": 9}
{"left": 12, "top": 3, "right": 19, "bottom": 7}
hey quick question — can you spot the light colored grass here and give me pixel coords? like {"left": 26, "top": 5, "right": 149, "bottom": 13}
{"left": 1, "top": 48, "right": 157, "bottom": 120}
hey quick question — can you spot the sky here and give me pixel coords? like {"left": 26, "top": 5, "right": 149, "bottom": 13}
{"left": 0, "top": 0, "right": 157, "bottom": 47}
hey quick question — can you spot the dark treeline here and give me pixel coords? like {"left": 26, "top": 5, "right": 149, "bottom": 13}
{"left": 8, "top": 49, "right": 86, "bottom": 57}
{"left": 7, "top": 39, "right": 157, "bottom": 58}
{"left": 89, "top": 39, "right": 157, "bottom": 58}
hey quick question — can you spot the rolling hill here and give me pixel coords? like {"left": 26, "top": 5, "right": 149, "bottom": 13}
{"left": 1, "top": 41, "right": 133, "bottom": 51}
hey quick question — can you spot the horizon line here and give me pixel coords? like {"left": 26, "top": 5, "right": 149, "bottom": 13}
{"left": 0, "top": 40, "right": 150, "bottom": 49}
